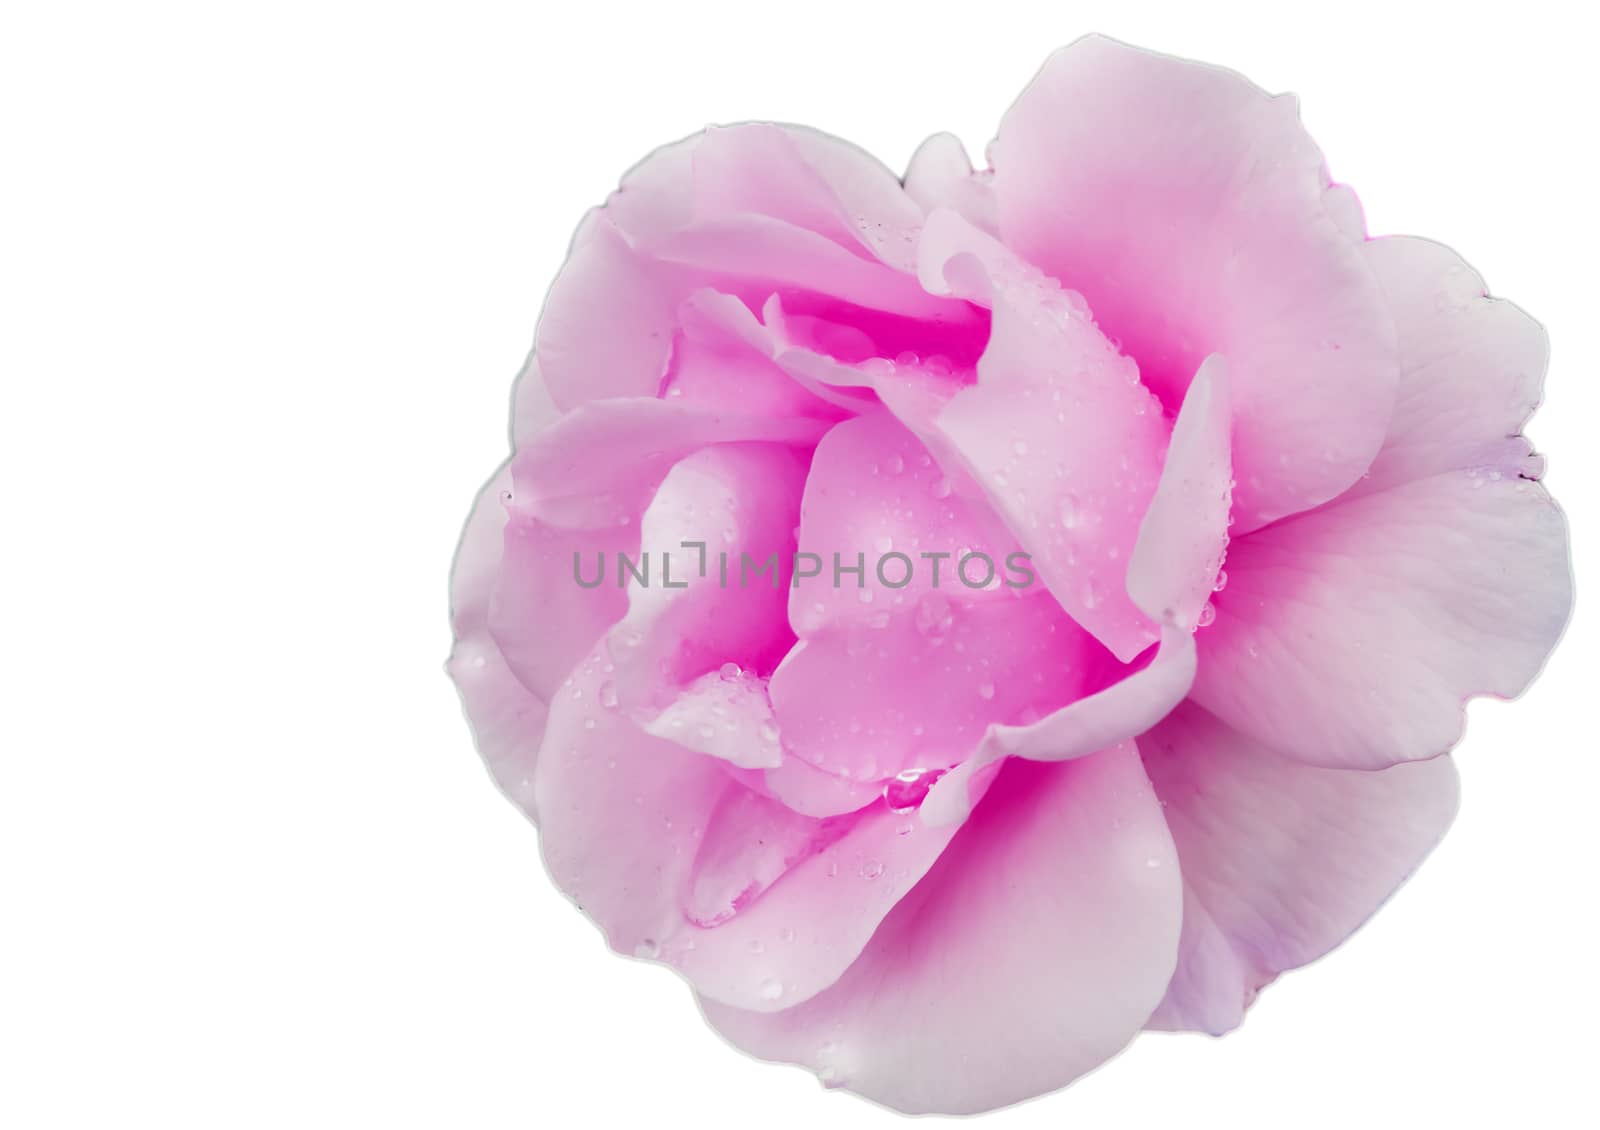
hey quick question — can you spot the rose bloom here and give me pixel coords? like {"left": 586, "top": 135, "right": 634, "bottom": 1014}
{"left": 448, "top": 36, "right": 1572, "bottom": 1114}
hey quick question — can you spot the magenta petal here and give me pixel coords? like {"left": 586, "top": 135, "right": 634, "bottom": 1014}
{"left": 921, "top": 623, "right": 1196, "bottom": 826}
{"left": 1141, "top": 700, "right": 1459, "bottom": 1034}
{"left": 701, "top": 748, "right": 1182, "bottom": 1114}
{"left": 1193, "top": 472, "right": 1572, "bottom": 768}
{"left": 992, "top": 35, "right": 1398, "bottom": 530}
{"left": 771, "top": 597, "right": 1096, "bottom": 783}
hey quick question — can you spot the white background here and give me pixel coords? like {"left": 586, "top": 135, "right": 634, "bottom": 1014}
{"left": 3, "top": 2, "right": 1595, "bottom": 1126}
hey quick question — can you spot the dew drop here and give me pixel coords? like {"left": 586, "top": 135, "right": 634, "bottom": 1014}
{"left": 914, "top": 592, "right": 954, "bottom": 640}
{"left": 859, "top": 859, "right": 885, "bottom": 880}
{"left": 1212, "top": 569, "right": 1229, "bottom": 593}
{"left": 883, "top": 766, "right": 944, "bottom": 813}
{"left": 759, "top": 978, "right": 784, "bottom": 1001}
{"left": 719, "top": 661, "right": 742, "bottom": 681}
{"left": 1196, "top": 601, "right": 1217, "bottom": 628}
{"left": 598, "top": 682, "right": 619, "bottom": 709}
{"left": 633, "top": 939, "right": 660, "bottom": 959}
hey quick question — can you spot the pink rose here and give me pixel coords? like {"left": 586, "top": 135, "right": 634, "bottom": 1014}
{"left": 447, "top": 35, "right": 1572, "bottom": 1114}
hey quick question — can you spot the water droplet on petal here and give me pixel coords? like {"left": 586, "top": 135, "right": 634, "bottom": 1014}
{"left": 759, "top": 978, "right": 784, "bottom": 1001}
{"left": 633, "top": 939, "right": 660, "bottom": 959}
{"left": 1196, "top": 601, "right": 1217, "bottom": 628}
{"left": 883, "top": 767, "right": 944, "bottom": 813}
{"left": 1212, "top": 570, "right": 1229, "bottom": 593}
{"left": 719, "top": 662, "right": 742, "bottom": 681}
{"left": 914, "top": 593, "right": 954, "bottom": 641}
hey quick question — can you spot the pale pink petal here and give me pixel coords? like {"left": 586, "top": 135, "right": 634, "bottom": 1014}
{"left": 649, "top": 214, "right": 954, "bottom": 321}
{"left": 1192, "top": 471, "right": 1572, "bottom": 768}
{"left": 693, "top": 123, "right": 927, "bottom": 273}
{"left": 535, "top": 217, "right": 679, "bottom": 410}
{"left": 702, "top": 747, "right": 1182, "bottom": 1115}
{"left": 903, "top": 132, "right": 998, "bottom": 236}
{"left": 670, "top": 775, "right": 981, "bottom": 1011}
{"left": 992, "top": 34, "right": 1398, "bottom": 530}
{"left": 536, "top": 122, "right": 969, "bottom": 411}
{"left": 535, "top": 645, "right": 988, "bottom": 1013}
{"left": 643, "top": 667, "right": 784, "bottom": 771}
{"left": 753, "top": 755, "right": 883, "bottom": 819}
{"left": 1349, "top": 235, "right": 1549, "bottom": 496}
{"left": 489, "top": 509, "right": 632, "bottom": 700}
{"left": 1127, "top": 354, "right": 1233, "bottom": 630}
{"left": 510, "top": 396, "right": 827, "bottom": 529}
{"left": 919, "top": 209, "right": 1171, "bottom": 660}
{"left": 447, "top": 464, "right": 548, "bottom": 820}
{"left": 607, "top": 443, "right": 808, "bottom": 712}
{"left": 1141, "top": 700, "right": 1459, "bottom": 1034}
{"left": 510, "top": 357, "right": 560, "bottom": 446}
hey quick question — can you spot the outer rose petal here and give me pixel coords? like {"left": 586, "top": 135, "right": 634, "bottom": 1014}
{"left": 702, "top": 747, "right": 1182, "bottom": 1115}
{"left": 534, "top": 645, "right": 987, "bottom": 1013}
{"left": 903, "top": 132, "right": 997, "bottom": 236}
{"left": 1141, "top": 700, "right": 1459, "bottom": 1034}
{"left": 1192, "top": 472, "right": 1572, "bottom": 768}
{"left": 447, "top": 464, "right": 547, "bottom": 820}
{"left": 535, "top": 123, "right": 972, "bottom": 411}
{"left": 992, "top": 34, "right": 1398, "bottom": 530}
{"left": 1349, "top": 235, "right": 1550, "bottom": 496}
{"left": 511, "top": 396, "right": 826, "bottom": 529}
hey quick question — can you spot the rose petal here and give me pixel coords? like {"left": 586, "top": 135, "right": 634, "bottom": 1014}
{"left": 510, "top": 396, "right": 826, "bottom": 529}
{"left": 447, "top": 464, "right": 548, "bottom": 820}
{"left": 921, "top": 622, "right": 1196, "bottom": 826}
{"left": 1192, "top": 471, "right": 1572, "bottom": 768}
{"left": 1348, "top": 235, "right": 1549, "bottom": 497}
{"left": 534, "top": 645, "right": 987, "bottom": 1013}
{"left": 1141, "top": 700, "right": 1459, "bottom": 1034}
{"left": 904, "top": 132, "right": 998, "bottom": 236}
{"left": 770, "top": 596, "right": 1097, "bottom": 783}
{"left": 916, "top": 208, "right": 1172, "bottom": 660}
{"left": 607, "top": 442, "right": 808, "bottom": 712}
{"left": 1127, "top": 353, "right": 1233, "bottom": 630}
{"left": 701, "top": 746, "right": 1182, "bottom": 1115}
{"left": 991, "top": 34, "right": 1398, "bottom": 530}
